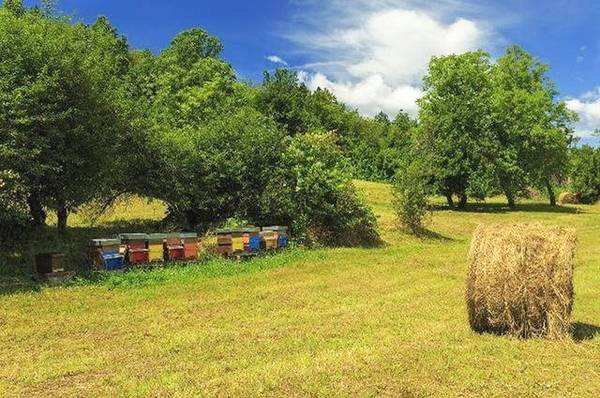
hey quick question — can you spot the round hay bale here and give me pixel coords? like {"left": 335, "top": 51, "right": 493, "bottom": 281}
{"left": 466, "top": 223, "right": 576, "bottom": 339}
{"left": 558, "top": 191, "right": 579, "bottom": 205}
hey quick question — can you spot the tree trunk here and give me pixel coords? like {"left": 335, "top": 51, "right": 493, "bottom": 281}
{"left": 458, "top": 192, "right": 468, "bottom": 209}
{"left": 505, "top": 190, "right": 516, "bottom": 209}
{"left": 546, "top": 179, "right": 556, "bottom": 206}
{"left": 27, "top": 193, "right": 46, "bottom": 227}
{"left": 445, "top": 193, "right": 454, "bottom": 208}
{"left": 57, "top": 202, "right": 68, "bottom": 233}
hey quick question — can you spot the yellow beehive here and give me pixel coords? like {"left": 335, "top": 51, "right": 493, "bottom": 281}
{"left": 147, "top": 234, "right": 166, "bottom": 262}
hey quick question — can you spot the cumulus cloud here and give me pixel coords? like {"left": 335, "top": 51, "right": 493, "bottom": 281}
{"left": 300, "top": 72, "right": 422, "bottom": 116}
{"left": 566, "top": 88, "right": 600, "bottom": 136}
{"left": 288, "top": 1, "right": 494, "bottom": 117}
{"left": 266, "top": 55, "right": 288, "bottom": 66}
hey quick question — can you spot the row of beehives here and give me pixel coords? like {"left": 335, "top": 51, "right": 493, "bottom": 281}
{"left": 89, "top": 226, "right": 288, "bottom": 271}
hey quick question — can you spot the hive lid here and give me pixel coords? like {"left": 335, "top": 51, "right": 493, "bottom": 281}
{"left": 90, "top": 238, "right": 121, "bottom": 246}
{"left": 216, "top": 228, "right": 233, "bottom": 234}
{"left": 118, "top": 233, "right": 149, "bottom": 240}
{"left": 262, "top": 226, "right": 288, "bottom": 232}
{"left": 180, "top": 232, "right": 198, "bottom": 239}
{"left": 147, "top": 233, "right": 168, "bottom": 242}
{"left": 102, "top": 252, "right": 124, "bottom": 259}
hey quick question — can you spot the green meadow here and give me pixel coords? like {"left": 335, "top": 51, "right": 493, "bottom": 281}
{"left": 0, "top": 180, "right": 598, "bottom": 397}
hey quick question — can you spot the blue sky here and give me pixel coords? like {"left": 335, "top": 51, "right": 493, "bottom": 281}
{"left": 21, "top": 0, "right": 600, "bottom": 138}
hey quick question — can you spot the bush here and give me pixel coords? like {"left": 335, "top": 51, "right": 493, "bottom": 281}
{"left": 278, "top": 132, "right": 380, "bottom": 246}
{"left": 569, "top": 146, "right": 600, "bottom": 204}
{"left": 148, "top": 106, "right": 285, "bottom": 229}
{"left": 392, "top": 161, "right": 431, "bottom": 234}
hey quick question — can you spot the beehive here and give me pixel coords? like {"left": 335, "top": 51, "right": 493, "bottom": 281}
{"left": 260, "top": 229, "right": 278, "bottom": 250}
{"left": 165, "top": 233, "right": 185, "bottom": 261}
{"left": 119, "top": 233, "right": 150, "bottom": 265}
{"left": 89, "top": 238, "right": 124, "bottom": 271}
{"left": 181, "top": 232, "right": 199, "bottom": 261}
{"left": 216, "top": 228, "right": 233, "bottom": 257}
{"left": 243, "top": 227, "right": 261, "bottom": 253}
{"left": 231, "top": 229, "right": 245, "bottom": 253}
{"left": 263, "top": 226, "right": 289, "bottom": 249}
{"left": 35, "top": 253, "right": 65, "bottom": 275}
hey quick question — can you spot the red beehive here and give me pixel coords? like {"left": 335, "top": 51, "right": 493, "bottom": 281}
{"left": 181, "top": 232, "right": 199, "bottom": 261}
{"left": 119, "top": 233, "right": 149, "bottom": 265}
{"left": 165, "top": 234, "right": 185, "bottom": 261}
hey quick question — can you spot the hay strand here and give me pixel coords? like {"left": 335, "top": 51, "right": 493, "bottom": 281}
{"left": 466, "top": 223, "right": 576, "bottom": 339}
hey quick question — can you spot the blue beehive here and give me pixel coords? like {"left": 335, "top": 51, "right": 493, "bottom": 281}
{"left": 278, "top": 235, "right": 289, "bottom": 249}
{"left": 103, "top": 252, "right": 125, "bottom": 270}
{"left": 249, "top": 235, "right": 261, "bottom": 252}
{"left": 89, "top": 239, "right": 125, "bottom": 271}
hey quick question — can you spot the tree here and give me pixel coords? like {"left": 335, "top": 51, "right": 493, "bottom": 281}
{"left": 256, "top": 69, "right": 319, "bottom": 136}
{"left": 158, "top": 28, "right": 223, "bottom": 70}
{"left": 393, "top": 159, "right": 431, "bottom": 234}
{"left": 280, "top": 132, "right": 380, "bottom": 246}
{"left": 569, "top": 146, "right": 600, "bottom": 204}
{"left": 416, "top": 51, "right": 494, "bottom": 209}
{"left": 490, "top": 46, "right": 577, "bottom": 207}
{"left": 3, "top": 0, "right": 24, "bottom": 16}
{"left": 0, "top": 8, "right": 129, "bottom": 231}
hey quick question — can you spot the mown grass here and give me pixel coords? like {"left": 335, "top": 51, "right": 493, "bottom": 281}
{"left": 0, "top": 181, "right": 598, "bottom": 397}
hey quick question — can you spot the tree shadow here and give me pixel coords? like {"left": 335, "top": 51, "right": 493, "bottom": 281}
{"left": 432, "top": 202, "right": 582, "bottom": 215}
{"left": 0, "top": 218, "right": 165, "bottom": 290}
{"left": 572, "top": 322, "right": 600, "bottom": 342}
{"left": 415, "top": 227, "right": 454, "bottom": 241}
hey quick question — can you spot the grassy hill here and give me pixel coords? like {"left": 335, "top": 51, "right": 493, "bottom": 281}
{"left": 0, "top": 181, "right": 598, "bottom": 396}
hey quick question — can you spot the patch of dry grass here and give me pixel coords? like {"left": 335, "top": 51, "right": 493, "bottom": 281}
{"left": 0, "top": 181, "right": 598, "bottom": 396}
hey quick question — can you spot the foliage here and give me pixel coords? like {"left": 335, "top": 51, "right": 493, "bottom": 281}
{"left": 416, "top": 47, "right": 577, "bottom": 208}
{"left": 569, "top": 146, "right": 600, "bottom": 204}
{"left": 280, "top": 132, "right": 380, "bottom": 246}
{"left": 0, "top": 7, "right": 130, "bottom": 230}
{"left": 149, "top": 107, "right": 284, "bottom": 229}
{"left": 392, "top": 160, "right": 431, "bottom": 234}
{"left": 416, "top": 51, "right": 494, "bottom": 208}
{"left": 489, "top": 46, "right": 577, "bottom": 207}
{"left": 256, "top": 69, "right": 319, "bottom": 136}
{"left": 256, "top": 70, "right": 414, "bottom": 182}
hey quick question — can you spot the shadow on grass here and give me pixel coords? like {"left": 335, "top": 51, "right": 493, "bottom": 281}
{"left": 432, "top": 202, "right": 581, "bottom": 215}
{"left": 0, "top": 218, "right": 165, "bottom": 291}
{"left": 572, "top": 322, "right": 600, "bottom": 342}
{"left": 415, "top": 228, "right": 454, "bottom": 241}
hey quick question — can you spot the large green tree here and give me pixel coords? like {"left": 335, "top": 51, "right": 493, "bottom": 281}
{"left": 490, "top": 46, "right": 577, "bottom": 207}
{"left": 416, "top": 51, "right": 494, "bottom": 208}
{"left": 0, "top": 6, "right": 129, "bottom": 230}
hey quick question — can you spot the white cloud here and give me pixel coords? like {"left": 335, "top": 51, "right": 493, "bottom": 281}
{"left": 566, "top": 88, "right": 600, "bottom": 136}
{"left": 266, "top": 55, "right": 288, "bottom": 66}
{"left": 287, "top": 3, "right": 494, "bottom": 117}
{"left": 301, "top": 73, "right": 422, "bottom": 116}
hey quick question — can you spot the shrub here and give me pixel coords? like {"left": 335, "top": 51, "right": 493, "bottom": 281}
{"left": 466, "top": 223, "right": 576, "bottom": 339}
{"left": 279, "top": 132, "right": 380, "bottom": 246}
{"left": 569, "top": 146, "right": 600, "bottom": 204}
{"left": 149, "top": 106, "right": 285, "bottom": 229}
{"left": 392, "top": 161, "right": 431, "bottom": 234}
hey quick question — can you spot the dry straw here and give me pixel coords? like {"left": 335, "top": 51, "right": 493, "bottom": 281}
{"left": 466, "top": 223, "right": 576, "bottom": 339}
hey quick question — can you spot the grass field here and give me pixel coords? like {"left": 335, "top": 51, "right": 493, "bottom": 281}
{"left": 0, "top": 181, "right": 598, "bottom": 396}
